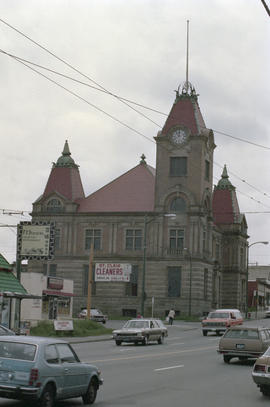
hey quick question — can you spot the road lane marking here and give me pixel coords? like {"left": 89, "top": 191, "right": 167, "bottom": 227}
{"left": 168, "top": 342, "right": 185, "bottom": 346}
{"left": 154, "top": 364, "right": 184, "bottom": 371}
{"left": 87, "top": 345, "right": 216, "bottom": 363}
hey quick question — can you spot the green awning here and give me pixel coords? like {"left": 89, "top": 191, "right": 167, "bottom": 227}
{"left": 0, "top": 254, "right": 12, "bottom": 271}
{"left": 0, "top": 270, "right": 27, "bottom": 295}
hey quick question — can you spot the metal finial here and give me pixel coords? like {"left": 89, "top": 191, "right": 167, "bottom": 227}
{"left": 140, "top": 154, "right": 146, "bottom": 164}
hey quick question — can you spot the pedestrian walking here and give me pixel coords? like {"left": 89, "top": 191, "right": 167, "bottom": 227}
{"left": 168, "top": 309, "right": 175, "bottom": 325}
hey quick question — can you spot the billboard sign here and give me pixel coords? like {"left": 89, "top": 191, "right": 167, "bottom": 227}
{"left": 95, "top": 263, "right": 132, "bottom": 282}
{"left": 17, "top": 222, "right": 55, "bottom": 260}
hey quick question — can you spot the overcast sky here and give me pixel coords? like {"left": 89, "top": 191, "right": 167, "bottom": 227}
{"left": 0, "top": 0, "right": 269, "bottom": 265}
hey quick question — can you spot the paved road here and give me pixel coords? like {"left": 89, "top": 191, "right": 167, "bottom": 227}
{"left": 1, "top": 319, "right": 270, "bottom": 407}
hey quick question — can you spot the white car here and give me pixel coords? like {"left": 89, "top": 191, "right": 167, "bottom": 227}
{"left": 78, "top": 309, "right": 107, "bottom": 324}
{"left": 265, "top": 307, "right": 270, "bottom": 318}
{"left": 113, "top": 318, "right": 168, "bottom": 346}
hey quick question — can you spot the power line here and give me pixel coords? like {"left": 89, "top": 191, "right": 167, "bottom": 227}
{"left": 260, "top": 0, "right": 270, "bottom": 17}
{"left": 214, "top": 162, "right": 270, "bottom": 200}
{"left": 2, "top": 47, "right": 270, "bottom": 152}
{"left": 1, "top": 20, "right": 270, "bottom": 212}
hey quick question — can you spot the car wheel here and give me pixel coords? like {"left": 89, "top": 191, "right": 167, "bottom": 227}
{"left": 260, "top": 385, "right": 270, "bottom": 396}
{"left": 223, "top": 355, "right": 231, "bottom": 364}
{"left": 38, "top": 384, "right": 55, "bottom": 407}
{"left": 158, "top": 334, "right": 164, "bottom": 344}
{"left": 82, "top": 378, "right": 98, "bottom": 405}
{"left": 203, "top": 331, "right": 207, "bottom": 336}
{"left": 143, "top": 335, "right": 149, "bottom": 345}
{"left": 115, "top": 340, "right": 122, "bottom": 346}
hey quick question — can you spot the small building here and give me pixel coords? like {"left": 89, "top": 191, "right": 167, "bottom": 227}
{"left": 20, "top": 272, "right": 74, "bottom": 326}
{"left": 0, "top": 253, "right": 28, "bottom": 330}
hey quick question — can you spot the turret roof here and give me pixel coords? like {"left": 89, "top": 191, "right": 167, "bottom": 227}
{"left": 212, "top": 165, "right": 241, "bottom": 224}
{"left": 43, "top": 141, "right": 85, "bottom": 201}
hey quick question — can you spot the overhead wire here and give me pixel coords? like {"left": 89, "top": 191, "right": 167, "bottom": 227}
{"left": 3, "top": 49, "right": 270, "bottom": 215}
{"left": 1, "top": 18, "right": 270, "bottom": 213}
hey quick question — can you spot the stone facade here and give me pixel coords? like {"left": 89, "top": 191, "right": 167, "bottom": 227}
{"left": 28, "top": 82, "right": 248, "bottom": 318}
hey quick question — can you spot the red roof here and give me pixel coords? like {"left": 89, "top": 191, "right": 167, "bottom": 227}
{"left": 77, "top": 163, "right": 155, "bottom": 212}
{"left": 162, "top": 96, "right": 206, "bottom": 136}
{"left": 212, "top": 189, "right": 240, "bottom": 225}
{"left": 43, "top": 167, "right": 85, "bottom": 201}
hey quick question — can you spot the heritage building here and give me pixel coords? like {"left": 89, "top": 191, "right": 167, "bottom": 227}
{"left": 29, "top": 81, "right": 248, "bottom": 318}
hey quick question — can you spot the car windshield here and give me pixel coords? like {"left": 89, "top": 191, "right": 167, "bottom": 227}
{"left": 224, "top": 329, "right": 259, "bottom": 339}
{"left": 0, "top": 341, "right": 36, "bottom": 361}
{"left": 208, "top": 312, "right": 230, "bottom": 319}
{"left": 124, "top": 321, "right": 149, "bottom": 329}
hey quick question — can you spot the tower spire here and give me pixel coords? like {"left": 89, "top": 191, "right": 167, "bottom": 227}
{"left": 176, "top": 20, "right": 197, "bottom": 98}
{"left": 185, "top": 19, "right": 189, "bottom": 92}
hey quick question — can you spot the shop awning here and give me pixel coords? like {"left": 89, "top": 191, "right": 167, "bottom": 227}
{"left": 0, "top": 270, "right": 27, "bottom": 295}
{"left": 43, "top": 290, "right": 75, "bottom": 297}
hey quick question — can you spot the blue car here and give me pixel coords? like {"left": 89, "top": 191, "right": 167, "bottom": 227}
{"left": 0, "top": 336, "right": 103, "bottom": 406}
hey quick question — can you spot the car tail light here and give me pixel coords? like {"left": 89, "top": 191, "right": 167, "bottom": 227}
{"left": 29, "top": 368, "right": 39, "bottom": 386}
{"left": 254, "top": 364, "right": 266, "bottom": 373}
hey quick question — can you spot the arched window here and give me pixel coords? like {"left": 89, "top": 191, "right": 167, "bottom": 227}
{"left": 170, "top": 197, "right": 186, "bottom": 213}
{"left": 46, "top": 199, "right": 63, "bottom": 213}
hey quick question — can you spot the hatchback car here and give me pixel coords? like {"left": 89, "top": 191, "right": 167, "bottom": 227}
{"left": 0, "top": 336, "right": 103, "bottom": 406}
{"left": 218, "top": 326, "right": 270, "bottom": 363}
{"left": 252, "top": 346, "right": 270, "bottom": 396}
{"left": 78, "top": 308, "right": 108, "bottom": 324}
{"left": 112, "top": 318, "right": 168, "bottom": 346}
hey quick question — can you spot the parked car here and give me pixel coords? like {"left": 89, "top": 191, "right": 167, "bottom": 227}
{"left": 112, "top": 318, "right": 168, "bottom": 346}
{"left": 78, "top": 308, "right": 108, "bottom": 324}
{"left": 0, "top": 336, "right": 103, "bottom": 406}
{"left": 217, "top": 325, "right": 270, "bottom": 363}
{"left": 201, "top": 309, "right": 243, "bottom": 336}
{"left": 252, "top": 346, "right": 270, "bottom": 396}
{"left": 0, "top": 324, "right": 15, "bottom": 336}
{"left": 265, "top": 307, "right": 270, "bottom": 318}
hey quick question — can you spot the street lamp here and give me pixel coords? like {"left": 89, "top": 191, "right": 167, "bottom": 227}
{"left": 184, "top": 248, "right": 192, "bottom": 316}
{"left": 140, "top": 213, "right": 176, "bottom": 316}
{"left": 245, "top": 241, "right": 269, "bottom": 318}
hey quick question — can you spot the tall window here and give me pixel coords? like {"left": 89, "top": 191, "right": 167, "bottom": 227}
{"left": 170, "top": 197, "right": 186, "bottom": 213}
{"left": 46, "top": 199, "right": 63, "bottom": 213}
{"left": 54, "top": 228, "right": 61, "bottom": 250}
{"left": 204, "top": 269, "right": 208, "bottom": 300}
{"left": 125, "top": 266, "right": 138, "bottom": 296}
{"left": 125, "top": 229, "right": 142, "bottom": 250}
{"left": 85, "top": 229, "right": 101, "bottom": 250}
{"left": 82, "top": 265, "right": 96, "bottom": 296}
{"left": 168, "top": 267, "right": 181, "bottom": 297}
{"left": 203, "top": 229, "right": 206, "bottom": 251}
{"left": 43, "top": 264, "right": 57, "bottom": 277}
{"left": 170, "top": 229, "right": 184, "bottom": 250}
{"left": 215, "top": 241, "right": 220, "bottom": 261}
{"left": 240, "top": 247, "right": 244, "bottom": 268}
{"left": 205, "top": 160, "right": 210, "bottom": 181}
{"left": 170, "top": 157, "right": 187, "bottom": 176}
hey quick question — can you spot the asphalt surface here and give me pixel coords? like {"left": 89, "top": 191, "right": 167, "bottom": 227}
{"left": 66, "top": 320, "right": 201, "bottom": 344}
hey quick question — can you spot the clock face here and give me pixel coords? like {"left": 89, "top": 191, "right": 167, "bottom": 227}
{"left": 171, "top": 128, "right": 187, "bottom": 145}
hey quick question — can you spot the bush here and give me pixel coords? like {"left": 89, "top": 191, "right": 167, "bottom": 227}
{"left": 30, "top": 319, "right": 113, "bottom": 337}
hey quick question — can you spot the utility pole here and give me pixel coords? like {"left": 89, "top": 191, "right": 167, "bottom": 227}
{"left": 87, "top": 242, "right": 94, "bottom": 319}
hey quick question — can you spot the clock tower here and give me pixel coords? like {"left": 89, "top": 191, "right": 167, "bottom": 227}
{"left": 154, "top": 81, "right": 215, "bottom": 255}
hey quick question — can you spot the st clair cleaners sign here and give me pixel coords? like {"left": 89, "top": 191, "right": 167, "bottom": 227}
{"left": 95, "top": 263, "right": 132, "bottom": 282}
